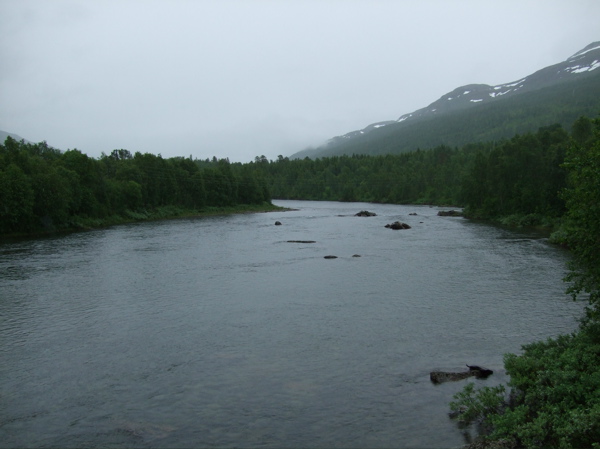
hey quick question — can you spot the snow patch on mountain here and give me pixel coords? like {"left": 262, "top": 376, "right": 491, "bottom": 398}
{"left": 316, "top": 41, "right": 600, "bottom": 152}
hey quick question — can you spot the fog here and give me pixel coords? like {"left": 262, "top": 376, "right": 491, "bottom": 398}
{"left": 1, "top": 0, "right": 598, "bottom": 162}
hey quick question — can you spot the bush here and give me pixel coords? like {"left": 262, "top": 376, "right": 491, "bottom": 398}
{"left": 451, "top": 327, "right": 600, "bottom": 448}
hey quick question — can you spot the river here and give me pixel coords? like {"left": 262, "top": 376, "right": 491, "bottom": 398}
{"left": 0, "top": 200, "right": 584, "bottom": 448}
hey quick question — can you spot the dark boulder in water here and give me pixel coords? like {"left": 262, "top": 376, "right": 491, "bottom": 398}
{"left": 385, "top": 221, "right": 411, "bottom": 230}
{"left": 430, "top": 365, "right": 493, "bottom": 384}
{"left": 437, "top": 210, "right": 462, "bottom": 217}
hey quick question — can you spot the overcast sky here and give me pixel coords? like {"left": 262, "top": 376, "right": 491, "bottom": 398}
{"left": 1, "top": 0, "right": 599, "bottom": 162}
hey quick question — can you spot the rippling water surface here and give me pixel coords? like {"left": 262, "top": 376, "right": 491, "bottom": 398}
{"left": 0, "top": 200, "right": 584, "bottom": 448}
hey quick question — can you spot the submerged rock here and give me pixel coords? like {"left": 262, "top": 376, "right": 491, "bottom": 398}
{"left": 355, "top": 210, "right": 377, "bottom": 217}
{"left": 438, "top": 210, "right": 462, "bottom": 217}
{"left": 324, "top": 255, "right": 338, "bottom": 259}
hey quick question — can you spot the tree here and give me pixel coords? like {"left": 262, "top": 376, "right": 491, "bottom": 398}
{"left": 0, "top": 164, "right": 35, "bottom": 232}
{"left": 561, "top": 117, "right": 600, "bottom": 319}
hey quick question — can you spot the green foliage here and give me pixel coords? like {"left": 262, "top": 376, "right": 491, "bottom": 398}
{"left": 462, "top": 125, "right": 569, "bottom": 219}
{"left": 249, "top": 124, "right": 570, "bottom": 223}
{"left": 0, "top": 163, "right": 35, "bottom": 233}
{"left": 0, "top": 138, "right": 271, "bottom": 236}
{"left": 450, "top": 382, "right": 506, "bottom": 425}
{"left": 451, "top": 328, "right": 600, "bottom": 448}
{"left": 560, "top": 117, "right": 600, "bottom": 316}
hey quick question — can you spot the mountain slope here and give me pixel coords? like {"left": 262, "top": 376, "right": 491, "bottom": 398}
{"left": 0, "top": 130, "right": 29, "bottom": 144}
{"left": 291, "top": 41, "right": 600, "bottom": 159}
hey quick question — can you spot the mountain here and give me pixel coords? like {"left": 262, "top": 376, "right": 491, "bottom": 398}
{"left": 0, "top": 130, "right": 29, "bottom": 144}
{"left": 291, "top": 41, "right": 600, "bottom": 159}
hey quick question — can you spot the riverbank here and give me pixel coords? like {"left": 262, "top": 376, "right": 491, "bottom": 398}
{"left": 0, "top": 202, "right": 288, "bottom": 240}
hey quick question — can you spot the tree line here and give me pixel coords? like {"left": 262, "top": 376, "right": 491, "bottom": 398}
{"left": 0, "top": 140, "right": 270, "bottom": 235}
{"left": 249, "top": 119, "right": 596, "bottom": 227}
{"left": 2, "top": 116, "right": 595, "bottom": 236}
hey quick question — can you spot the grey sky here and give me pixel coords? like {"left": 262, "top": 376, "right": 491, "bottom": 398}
{"left": 1, "top": 0, "right": 598, "bottom": 162}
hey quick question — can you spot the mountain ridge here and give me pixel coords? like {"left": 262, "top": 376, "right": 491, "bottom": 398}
{"left": 291, "top": 41, "right": 600, "bottom": 159}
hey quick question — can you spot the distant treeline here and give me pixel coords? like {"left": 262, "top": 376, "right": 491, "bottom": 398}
{"left": 248, "top": 117, "right": 596, "bottom": 226}
{"left": 0, "top": 140, "right": 270, "bottom": 235}
{"left": 1, "top": 116, "right": 597, "bottom": 236}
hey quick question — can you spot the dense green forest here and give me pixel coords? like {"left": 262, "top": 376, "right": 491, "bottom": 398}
{"left": 250, "top": 120, "right": 586, "bottom": 229}
{"left": 1, "top": 116, "right": 594, "bottom": 236}
{"left": 0, "top": 138, "right": 272, "bottom": 235}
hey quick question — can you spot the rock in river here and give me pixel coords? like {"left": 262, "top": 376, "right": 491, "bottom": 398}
{"left": 385, "top": 221, "right": 411, "bottom": 230}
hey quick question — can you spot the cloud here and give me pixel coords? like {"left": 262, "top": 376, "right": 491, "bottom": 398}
{"left": 1, "top": 0, "right": 599, "bottom": 162}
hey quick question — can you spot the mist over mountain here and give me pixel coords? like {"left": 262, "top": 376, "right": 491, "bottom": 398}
{"left": 0, "top": 130, "right": 28, "bottom": 144}
{"left": 291, "top": 41, "right": 600, "bottom": 159}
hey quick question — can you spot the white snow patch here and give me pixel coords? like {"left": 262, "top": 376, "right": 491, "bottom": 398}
{"left": 489, "top": 90, "right": 511, "bottom": 98}
{"left": 463, "top": 90, "right": 471, "bottom": 95}
{"left": 503, "top": 78, "right": 526, "bottom": 88}
{"left": 567, "top": 60, "right": 600, "bottom": 73}
{"left": 470, "top": 99, "right": 483, "bottom": 103}
{"left": 373, "top": 124, "right": 386, "bottom": 128}
{"left": 570, "top": 44, "right": 600, "bottom": 59}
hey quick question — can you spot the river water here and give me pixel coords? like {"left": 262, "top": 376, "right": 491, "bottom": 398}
{"left": 0, "top": 200, "right": 584, "bottom": 448}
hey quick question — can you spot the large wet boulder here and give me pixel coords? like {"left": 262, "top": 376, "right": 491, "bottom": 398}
{"left": 355, "top": 210, "right": 377, "bottom": 217}
{"left": 385, "top": 221, "right": 411, "bottom": 230}
{"left": 430, "top": 371, "right": 473, "bottom": 383}
{"left": 437, "top": 210, "right": 462, "bottom": 217}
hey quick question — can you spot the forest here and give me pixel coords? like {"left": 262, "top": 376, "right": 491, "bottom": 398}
{"left": 1, "top": 116, "right": 594, "bottom": 236}
{"left": 250, "top": 119, "right": 591, "bottom": 230}
{"left": 0, "top": 139, "right": 272, "bottom": 235}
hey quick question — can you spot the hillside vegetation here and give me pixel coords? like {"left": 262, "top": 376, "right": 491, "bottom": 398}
{"left": 253, "top": 121, "right": 577, "bottom": 229}
{"left": 293, "top": 73, "right": 600, "bottom": 159}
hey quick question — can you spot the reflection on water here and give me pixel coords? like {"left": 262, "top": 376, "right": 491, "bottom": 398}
{"left": 0, "top": 201, "right": 584, "bottom": 448}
